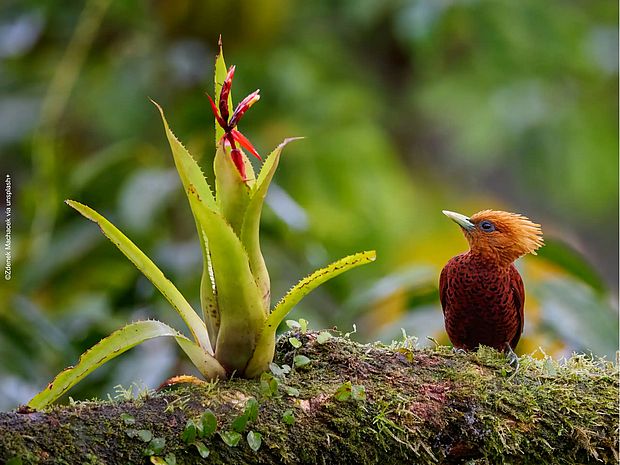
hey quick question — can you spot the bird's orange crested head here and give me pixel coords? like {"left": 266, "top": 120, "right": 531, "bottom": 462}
{"left": 443, "top": 209, "right": 544, "bottom": 265}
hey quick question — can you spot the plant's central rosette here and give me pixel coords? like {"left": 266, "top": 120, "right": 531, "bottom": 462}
{"left": 27, "top": 39, "right": 376, "bottom": 410}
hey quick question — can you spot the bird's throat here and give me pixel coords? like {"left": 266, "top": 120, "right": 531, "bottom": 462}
{"left": 466, "top": 249, "right": 515, "bottom": 269}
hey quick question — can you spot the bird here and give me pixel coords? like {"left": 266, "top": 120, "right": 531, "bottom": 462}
{"left": 439, "top": 209, "right": 544, "bottom": 367}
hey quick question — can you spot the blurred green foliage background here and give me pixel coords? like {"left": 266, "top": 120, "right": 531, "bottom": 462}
{"left": 0, "top": 0, "right": 617, "bottom": 409}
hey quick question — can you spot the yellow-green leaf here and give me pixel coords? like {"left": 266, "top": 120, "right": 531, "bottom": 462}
{"left": 241, "top": 138, "right": 301, "bottom": 312}
{"left": 245, "top": 251, "right": 376, "bottom": 378}
{"left": 28, "top": 320, "right": 225, "bottom": 409}
{"left": 151, "top": 100, "right": 219, "bottom": 343}
{"left": 151, "top": 100, "right": 216, "bottom": 211}
{"left": 246, "top": 431, "right": 262, "bottom": 452}
{"left": 214, "top": 141, "right": 252, "bottom": 234}
{"left": 66, "top": 200, "right": 212, "bottom": 352}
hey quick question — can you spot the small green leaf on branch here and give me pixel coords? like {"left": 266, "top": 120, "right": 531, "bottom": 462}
{"left": 334, "top": 381, "right": 366, "bottom": 401}
{"left": 220, "top": 430, "right": 242, "bottom": 447}
{"left": 260, "top": 372, "right": 279, "bottom": 397}
{"left": 283, "top": 385, "right": 300, "bottom": 397}
{"left": 194, "top": 441, "right": 210, "bottom": 458}
{"left": 231, "top": 414, "right": 249, "bottom": 433}
{"left": 334, "top": 381, "right": 352, "bottom": 401}
{"left": 282, "top": 409, "right": 295, "bottom": 425}
{"left": 200, "top": 409, "right": 218, "bottom": 437}
{"left": 121, "top": 413, "right": 135, "bottom": 425}
{"left": 138, "top": 430, "right": 153, "bottom": 443}
{"left": 247, "top": 431, "right": 262, "bottom": 451}
{"left": 181, "top": 420, "right": 197, "bottom": 443}
{"left": 144, "top": 437, "right": 166, "bottom": 456}
{"left": 352, "top": 384, "right": 367, "bottom": 401}
{"left": 294, "top": 355, "right": 311, "bottom": 368}
{"left": 245, "top": 398, "right": 259, "bottom": 421}
{"left": 269, "top": 362, "right": 290, "bottom": 377}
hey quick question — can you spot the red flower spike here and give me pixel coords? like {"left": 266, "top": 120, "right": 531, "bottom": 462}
{"left": 230, "top": 148, "right": 246, "bottom": 180}
{"left": 224, "top": 132, "right": 247, "bottom": 180}
{"left": 231, "top": 129, "right": 261, "bottom": 160}
{"left": 219, "top": 65, "right": 235, "bottom": 123}
{"left": 229, "top": 90, "right": 260, "bottom": 128}
{"left": 207, "top": 94, "right": 227, "bottom": 129}
{"left": 208, "top": 62, "right": 261, "bottom": 180}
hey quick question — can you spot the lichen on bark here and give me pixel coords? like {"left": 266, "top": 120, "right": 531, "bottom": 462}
{"left": 0, "top": 331, "right": 617, "bottom": 464}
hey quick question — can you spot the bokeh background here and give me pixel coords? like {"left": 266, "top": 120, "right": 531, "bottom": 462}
{"left": 0, "top": 0, "right": 617, "bottom": 410}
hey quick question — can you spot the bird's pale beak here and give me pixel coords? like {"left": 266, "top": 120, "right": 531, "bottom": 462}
{"left": 442, "top": 210, "right": 475, "bottom": 231}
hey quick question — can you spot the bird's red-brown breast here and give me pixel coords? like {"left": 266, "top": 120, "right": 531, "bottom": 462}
{"left": 439, "top": 253, "right": 525, "bottom": 351}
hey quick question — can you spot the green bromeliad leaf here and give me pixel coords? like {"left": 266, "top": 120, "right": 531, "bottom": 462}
{"left": 151, "top": 100, "right": 216, "bottom": 211}
{"left": 252, "top": 138, "right": 301, "bottom": 196}
{"left": 241, "top": 138, "right": 302, "bottom": 313}
{"left": 270, "top": 250, "right": 376, "bottom": 329}
{"left": 151, "top": 100, "right": 220, "bottom": 346}
{"left": 65, "top": 200, "right": 212, "bottom": 352}
{"left": 28, "top": 320, "right": 225, "bottom": 409}
{"left": 244, "top": 250, "right": 376, "bottom": 378}
{"left": 214, "top": 141, "right": 252, "bottom": 234}
{"left": 187, "top": 185, "right": 265, "bottom": 374}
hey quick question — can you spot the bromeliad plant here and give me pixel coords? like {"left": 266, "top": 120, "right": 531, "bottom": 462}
{"left": 28, "top": 41, "right": 375, "bottom": 409}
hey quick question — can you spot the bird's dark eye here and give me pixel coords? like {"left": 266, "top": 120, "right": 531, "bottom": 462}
{"left": 479, "top": 220, "right": 495, "bottom": 232}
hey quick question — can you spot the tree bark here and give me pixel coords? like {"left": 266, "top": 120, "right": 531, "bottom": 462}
{"left": 1, "top": 331, "right": 617, "bottom": 464}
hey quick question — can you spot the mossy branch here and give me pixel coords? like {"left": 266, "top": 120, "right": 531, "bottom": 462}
{"left": 1, "top": 332, "right": 617, "bottom": 465}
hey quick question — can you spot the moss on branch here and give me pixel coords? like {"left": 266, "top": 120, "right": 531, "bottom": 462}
{"left": 0, "top": 331, "right": 617, "bottom": 464}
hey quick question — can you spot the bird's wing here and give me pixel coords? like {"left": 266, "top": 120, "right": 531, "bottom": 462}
{"left": 439, "top": 265, "right": 449, "bottom": 315}
{"left": 509, "top": 264, "right": 525, "bottom": 349}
